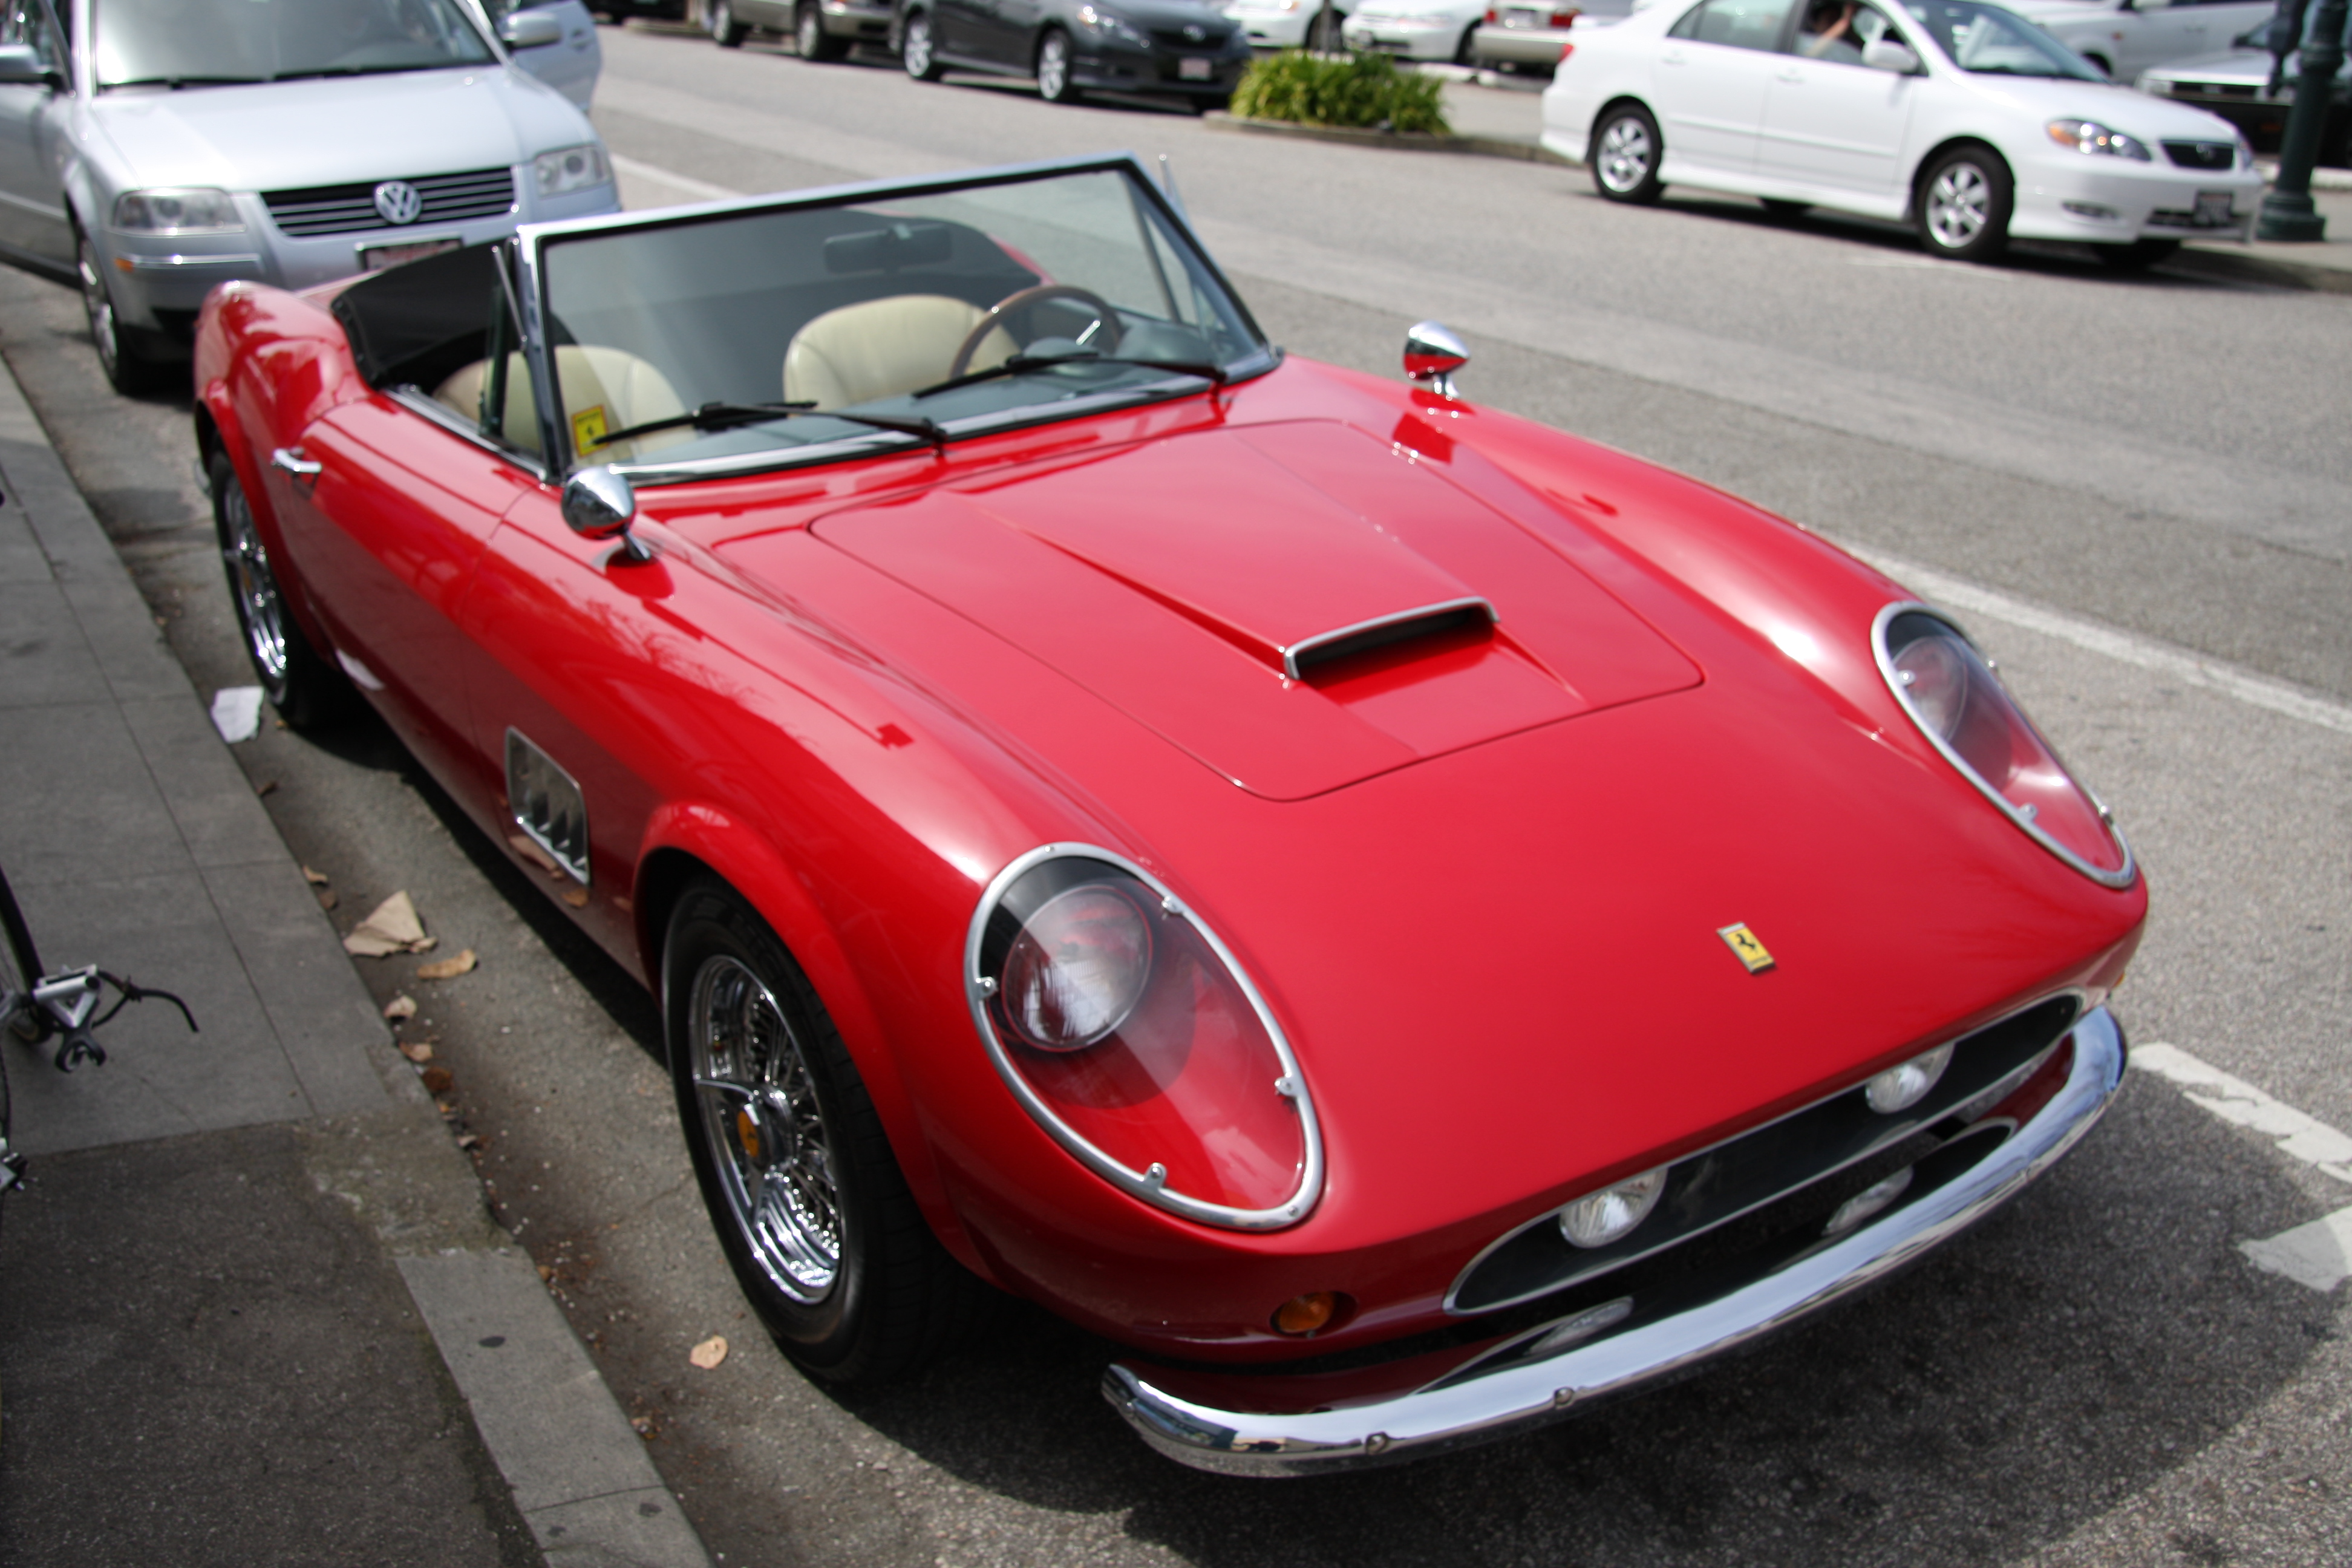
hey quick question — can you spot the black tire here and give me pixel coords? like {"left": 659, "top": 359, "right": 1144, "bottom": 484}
{"left": 76, "top": 229, "right": 166, "bottom": 396}
{"left": 708, "top": 0, "right": 747, "bottom": 46}
{"left": 1916, "top": 144, "right": 2012, "bottom": 262}
{"left": 665, "top": 878, "right": 986, "bottom": 1382}
{"left": 1453, "top": 22, "right": 1477, "bottom": 64}
{"left": 900, "top": 8, "right": 942, "bottom": 77}
{"left": 1036, "top": 27, "right": 1080, "bottom": 103}
{"left": 208, "top": 450, "right": 353, "bottom": 728}
{"left": 2080, "top": 51, "right": 2111, "bottom": 78}
{"left": 796, "top": 0, "right": 845, "bottom": 58}
{"left": 1590, "top": 103, "right": 1664, "bottom": 204}
{"left": 2093, "top": 238, "right": 2181, "bottom": 270}
{"left": 1760, "top": 197, "right": 1809, "bottom": 217}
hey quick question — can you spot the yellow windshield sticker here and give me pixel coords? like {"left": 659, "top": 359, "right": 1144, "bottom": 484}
{"left": 572, "top": 404, "right": 609, "bottom": 455}
{"left": 1716, "top": 923, "right": 1775, "bottom": 974}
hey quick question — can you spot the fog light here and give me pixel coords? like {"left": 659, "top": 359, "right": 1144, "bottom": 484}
{"left": 1557, "top": 1166, "right": 1667, "bottom": 1249}
{"left": 1865, "top": 1042, "right": 1954, "bottom": 1113}
{"left": 1824, "top": 1166, "right": 1915, "bottom": 1236}
{"left": 1272, "top": 1292, "right": 1342, "bottom": 1336}
{"left": 1528, "top": 1295, "right": 1632, "bottom": 1356}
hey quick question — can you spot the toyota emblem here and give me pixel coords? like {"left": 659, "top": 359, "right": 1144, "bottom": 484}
{"left": 373, "top": 180, "right": 423, "bottom": 227}
{"left": 1183, "top": 22, "right": 1203, "bottom": 39}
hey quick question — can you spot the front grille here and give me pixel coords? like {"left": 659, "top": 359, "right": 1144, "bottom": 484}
{"left": 263, "top": 166, "right": 516, "bottom": 238}
{"left": 1149, "top": 25, "right": 1229, "bottom": 48}
{"left": 2163, "top": 140, "right": 2236, "bottom": 171}
{"left": 1447, "top": 994, "right": 2083, "bottom": 1315}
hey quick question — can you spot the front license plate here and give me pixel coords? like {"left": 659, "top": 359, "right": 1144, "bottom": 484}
{"left": 1179, "top": 56, "right": 1213, "bottom": 79}
{"left": 2193, "top": 191, "right": 2235, "bottom": 228}
{"left": 359, "top": 237, "right": 461, "bottom": 272}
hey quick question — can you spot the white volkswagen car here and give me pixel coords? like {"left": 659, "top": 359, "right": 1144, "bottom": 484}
{"left": 1541, "top": 0, "right": 2262, "bottom": 264}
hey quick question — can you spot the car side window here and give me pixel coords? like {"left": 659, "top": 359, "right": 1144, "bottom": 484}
{"left": 1668, "top": 0, "right": 1800, "bottom": 51}
{"left": 1, "top": 0, "right": 64, "bottom": 72}
{"left": 1792, "top": 0, "right": 1898, "bottom": 62}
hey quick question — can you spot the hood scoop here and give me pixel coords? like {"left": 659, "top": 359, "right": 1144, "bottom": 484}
{"left": 791, "top": 421, "right": 1700, "bottom": 800}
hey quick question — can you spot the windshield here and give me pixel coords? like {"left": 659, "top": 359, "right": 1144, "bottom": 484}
{"left": 93, "top": 0, "right": 496, "bottom": 90}
{"left": 530, "top": 165, "right": 1270, "bottom": 479}
{"left": 1898, "top": 0, "right": 2102, "bottom": 77}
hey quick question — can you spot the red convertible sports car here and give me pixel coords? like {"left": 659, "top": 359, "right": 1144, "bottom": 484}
{"left": 192, "top": 153, "right": 2145, "bottom": 1475}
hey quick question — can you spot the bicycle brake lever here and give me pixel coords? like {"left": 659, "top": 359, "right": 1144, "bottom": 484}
{"left": 53, "top": 1027, "right": 105, "bottom": 1073}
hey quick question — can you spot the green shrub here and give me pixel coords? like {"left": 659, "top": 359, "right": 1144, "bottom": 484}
{"left": 1229, "top": 50, "right": 1451, "bottom": 136}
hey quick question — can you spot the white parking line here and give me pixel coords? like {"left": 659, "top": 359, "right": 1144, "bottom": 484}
{"left": 608, "top": 152, "right": 745, "bottom": 203}
{"left": 2131, "top": 1042, "right": 2352, "bottom": 1293}
{"left": 1852, "top": 549, "right": 2352, "bottom": 740}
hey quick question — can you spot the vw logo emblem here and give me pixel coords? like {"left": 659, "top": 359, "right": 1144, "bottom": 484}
{"left": 372, "top": 180, "right": 423, "bottom": 227}
{"left": 1183, "top": 22, "right": 1203, "bottom": 38}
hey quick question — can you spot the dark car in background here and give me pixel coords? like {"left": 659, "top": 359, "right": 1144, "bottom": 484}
{"left": 698, "top": 0, "right": 896, "bottom": 60}
{"left": 895, "top": 0, "right": 1250, "bottom": 106}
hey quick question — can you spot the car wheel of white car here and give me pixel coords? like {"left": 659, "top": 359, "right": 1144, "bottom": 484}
{"left": 1760, "top": 198, "right": 1809, "bottom": 218}
{"left": 2094, "top": 238, "right": 2181, "bottom": 270}
{"left": 1036, "top": 27, "right": 1079, "bottom": 103}
{"left": 76, "top": 230, "right": 164, "bottom": 396}
{"left": 901, "top": 8, "right": 942, "bottom": 77}
{"left": 665, "top": 877, "right": 990, "bottom": 1382}
{"left": 1917, "top": 146, "right": 2012, "bottom": 263}
{"left": 797, "top": 0, "right": 845, "bottom": 59}
{"left": 1592, "top": 104, "right": 1664, "bottom": 204}
{"left": 708, "top": 0, "right": 748, "bottom": 47}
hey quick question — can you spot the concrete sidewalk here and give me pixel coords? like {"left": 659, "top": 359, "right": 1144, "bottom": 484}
{"left": 0, "top": 353, "right": 710, "bottom": 1567}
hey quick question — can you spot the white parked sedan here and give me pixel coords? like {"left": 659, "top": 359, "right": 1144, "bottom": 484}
{"left": 1342, "top": 0, "right": 1489, "bottom": 61}
{"left": 2010, "top": 0, "right": 2270, "bottom": 83}
{"left": 1540, "top": 0, "right": 2262, "bottom": 264}
{"left": 1223, "top": 0, "right": 1356, "bottom": 48}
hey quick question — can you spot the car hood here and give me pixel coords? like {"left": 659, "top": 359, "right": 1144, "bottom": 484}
{"left": 2143, "top": 47, "right": 2350, "bottom": 87}
{"left": 783, "top": 420, "right": 1703, "bottom": 802}
{"left": 1945, "top": 71, "right": 2247, "bottom": 138}
{"left": 1096, "top": 0, "right": 1243, "bottom": 33}
{"left": 85, "top": 67, "right": 592, "bottom": 193}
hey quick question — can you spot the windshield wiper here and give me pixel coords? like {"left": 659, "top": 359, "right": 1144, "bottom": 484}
{"left": 910, "top": 348, "right": 1228, "bottom": 399}
{"left": 270, "top": 65, "right": 452, "bottom": 81}
{"left": 593, "top": 400, "right": 947, "bottom": 452}
{"left": 102, "top": 74, "right": 271, "bottom": 89}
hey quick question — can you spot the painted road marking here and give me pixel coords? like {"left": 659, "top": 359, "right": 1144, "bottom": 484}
{"left": 2132, "top": 1042, "right": 2352, "bottom": 1293}
{"left": 608, "top": 153, "right": 745, "bottom": 204}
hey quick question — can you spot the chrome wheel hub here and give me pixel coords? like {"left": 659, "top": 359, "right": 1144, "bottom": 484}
{"left": 220, "top": 478, "right": 291, "bottom": 684}
{"left": 1039, "top": 35, "right": 1067, "bottom": 97}
{"left": 904, "top": 15, "right": 931, "bottom": 72}
{"left": 690, "top": 956, "right": 841, "bottom": 1301}
{"left": 1927, "top": 165, "right": 1988, "bottom": 249}
{"left": 1599, "top": 118, "right": 1651, "bottom": 193}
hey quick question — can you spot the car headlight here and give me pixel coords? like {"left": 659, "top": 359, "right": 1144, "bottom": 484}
{"left": 111, "top": 188, "right": 244, "bottom": 235}
{"left": 1075, "top": 2, "right": 1155, "bottom": 47}
{"left": 1875, "top": 605, "right": 2133, "bottom": 886}
{"left": 534, "top": 143, "right": 611, "bottom": 198}
{"left": 2045, "top": 119, "right": 2152, "bottom": 160}
{"left": 968, "top": 846, "right": 1322, "bottom": 1229}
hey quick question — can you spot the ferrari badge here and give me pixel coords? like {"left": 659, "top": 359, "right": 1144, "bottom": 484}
{"left": 1716, "top": 923, "right": 1775, "bottom": 974}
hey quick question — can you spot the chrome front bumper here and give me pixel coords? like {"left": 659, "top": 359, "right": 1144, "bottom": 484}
{"left": 1105, "top": 1008, "right": 2125, "bottom": 1476}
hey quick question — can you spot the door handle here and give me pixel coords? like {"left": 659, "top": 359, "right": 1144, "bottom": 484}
{"left": 1775, "top": 65, "right": 1804, "bottom": 80}
{"left": 1661, "top": 45, "right": 1686, "bottom": 62}
{"left": 269, "top": 447, "right": 323, "bottom": 477}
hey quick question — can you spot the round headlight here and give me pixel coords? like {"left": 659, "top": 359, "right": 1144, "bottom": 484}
{"left": 1864, "top": 1042, "right": 1954, "bottom": 1114}
{"left": 995, "top": 882, "right": 1153, "bottom": 1051}
{"left": 1558, "top": 1165, "right": 1667, "bottom": 1249}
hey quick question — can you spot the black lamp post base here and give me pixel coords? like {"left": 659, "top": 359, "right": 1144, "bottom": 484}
{"left": 2256, "top": 192, "right": 2328, "bottom": 243}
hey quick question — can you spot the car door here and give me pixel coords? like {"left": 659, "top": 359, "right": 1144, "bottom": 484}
{"left": 1757, "top": 1, "right": 1918, "bottom": 199}
{"left": 1651, "top": 0, "right": 1800, "bottom": 176}
{"left": 0, "top": 0, "right": 71, "bottom": 265}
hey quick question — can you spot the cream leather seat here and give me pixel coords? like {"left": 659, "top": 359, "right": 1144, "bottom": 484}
{"left": 782, "top": 294, "right": 1016, "bottom": 410}
{"left": 435, "top": 345, "right": 692, "bottom": 464}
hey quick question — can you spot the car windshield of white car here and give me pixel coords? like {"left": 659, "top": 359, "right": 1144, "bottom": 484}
{"left": 1898, "top": 0, "right": 2101, "bottom": 76}
{"left": 528, "top": 165, "right": 1273, "bottom": 479}
{"left": 94, "top": 0, "right": 496, "bottom": 90}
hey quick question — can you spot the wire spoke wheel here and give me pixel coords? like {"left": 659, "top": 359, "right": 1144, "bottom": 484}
{"left": 219, "top": 468, "right": 292, "bottom": 687}
{"left": 690, "top": 955, "right": 842, "bottom": 1301}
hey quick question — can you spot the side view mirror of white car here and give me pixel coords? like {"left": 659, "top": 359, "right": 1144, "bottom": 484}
{"left": 501, "top": 11, "right": 566, "bottom": 48}
{"left": 1863, "top": 38, "right": 1921, "bottom": 73}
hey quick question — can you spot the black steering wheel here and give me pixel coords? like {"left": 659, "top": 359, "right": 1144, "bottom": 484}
{"left": 949, "top": 284, "right": 1123, "bottom": 376}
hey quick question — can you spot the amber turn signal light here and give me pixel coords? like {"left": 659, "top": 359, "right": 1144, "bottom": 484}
{"left": 1272, "top": 1292, "right": 1345, "bottom": 1336}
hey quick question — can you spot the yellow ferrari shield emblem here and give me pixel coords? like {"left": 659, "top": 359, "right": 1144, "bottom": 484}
{"left": 1717, "top": 923, "right": 1775, "bottom": 974}
{"left": 571, "top": 404, "right": 610, "bottom": 456}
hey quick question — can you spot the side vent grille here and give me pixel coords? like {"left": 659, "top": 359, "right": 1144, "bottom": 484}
{"left": 506, "top": 729, "right": 590, "bottom": 885}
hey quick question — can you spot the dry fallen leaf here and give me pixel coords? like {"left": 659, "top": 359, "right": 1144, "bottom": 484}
{"left": 383, "top": 994, "right": 417, "bottom": 1021}
{"left": 256, "top": 779, "right": 278, "bottom": 798}
{"left": 689, "top": 1336, "right": 729, "bottom": 1370}
{"left": 537, "top": 1264, "right": 555, "bottom": 1281}
{"left": 302, "top": 865, "right": 330, "bottom": 886}
{"left": 315, "top": 887, "right": 338, "bottom": 911}
{"left": 416, "top": 949, "right": 477, "bottom": 981}
{"left": 420, "top": 1065, "right": 454, "bottom": 1094}
{"left": 399, "top": 1041, "right": 435, "bottom": 1063}
{"left": 630, "top": 1416, "right": 655, "bottom": 1437}
{"left": 345, "top": 891, "right": 431, "bottom": 957}
{"left": 561, "top": 886, "right": 590, "bottom": 909}
{"left": 455, "top": 1133, "right": 480, "bottom": 1150}
{"left": 506, "top": 834, "right": 562, "bottom": 878}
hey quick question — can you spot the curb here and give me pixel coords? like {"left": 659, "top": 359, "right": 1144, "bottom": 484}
{"left": 2168, "top": 244, "right": 2352, "bottom": 296}
{"left": 1200, "top": 110, "right": 1576, "bottom": 166}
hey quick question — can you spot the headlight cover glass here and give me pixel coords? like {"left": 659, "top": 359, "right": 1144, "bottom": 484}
{"left": 967, "top": 846, "right": 1322, "bottom": 1229}
{"left": 1875, "top": 604, "right": 2132, "bottom": 886}
{"left": 2045, "top": 119, "right": 2152, "bottom": 160}
{"left": 111, "top": 188, "right": 244, "bottom": 235}
{"left": 534, "top": 143, "right": 612, "bottom": 198}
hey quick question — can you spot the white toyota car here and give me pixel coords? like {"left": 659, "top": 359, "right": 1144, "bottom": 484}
{"left": 1540, "top": 0, "right": 2262, "bottom": 265}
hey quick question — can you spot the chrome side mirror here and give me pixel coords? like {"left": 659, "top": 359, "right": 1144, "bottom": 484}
{"left": 1404, "top": 321, "right": 1469, "bottom": 399}
{"left": 500, "top": 10, "right": 564, "bottom": 47}
{"left": 561, "top": 466, "right": 650, "bottom": 562}
{"left": 1861, "top": 38, "right": 1920, "bottom": 73}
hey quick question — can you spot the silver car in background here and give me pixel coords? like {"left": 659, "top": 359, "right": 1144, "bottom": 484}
{"left": 0, "top": 0, "right": 619, "bottom": 393}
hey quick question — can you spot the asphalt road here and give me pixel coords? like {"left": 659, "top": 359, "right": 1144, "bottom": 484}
{"left": 2, "top": 27, "right": 2348, "bottom": 1567}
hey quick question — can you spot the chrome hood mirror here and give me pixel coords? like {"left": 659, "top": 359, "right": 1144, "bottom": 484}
{"left": 1403, "top": 321, "right": 1469, "bottom": 399}
{"left": 561, "top": 466, "right": 650, "bottom": 562}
